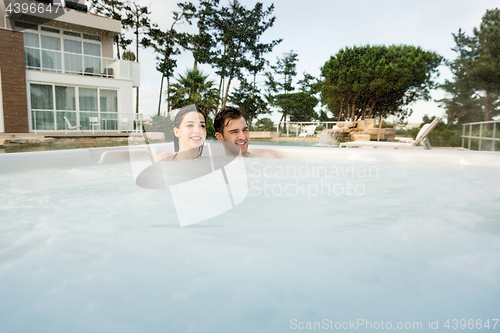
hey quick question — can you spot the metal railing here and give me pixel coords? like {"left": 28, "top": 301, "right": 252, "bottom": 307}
{"left": 31, "top": 110, "right": 143, "bottom": 133}
{"left": 25, "top": 53, "right": 136, "bottom": 81}
{"left": 276, "top": 121, "right": 348, "bottom": 137}
{"left": 462, "top": 120, "right": 500, "bottom": 151}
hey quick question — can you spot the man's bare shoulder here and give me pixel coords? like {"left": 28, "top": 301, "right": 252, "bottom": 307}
{"left": 246, "top": 150, "right": 280, "bottom": 159}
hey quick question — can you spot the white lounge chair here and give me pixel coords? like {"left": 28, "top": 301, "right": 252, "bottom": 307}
{"left": 63, "top": 116, "right": 81, "bottom": 131}
{"left": 299, "top": 125, "right": 317, "bottom": 138}
{"left": 339, "top": 117, "right": 441, "bottom": 150}
{"left": 306, "top": 125, "right": 317, "bottom": 137}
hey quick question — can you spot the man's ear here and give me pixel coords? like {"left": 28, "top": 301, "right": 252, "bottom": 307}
{"left": 215, "top": 132, "right": 224, "bottom": 143}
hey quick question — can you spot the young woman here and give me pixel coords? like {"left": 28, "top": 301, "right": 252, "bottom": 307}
{"left": 154, "top": 105, "right": 207, "bottom": 162}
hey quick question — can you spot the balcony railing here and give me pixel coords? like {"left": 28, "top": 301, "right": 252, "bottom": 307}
{"left": 32, "top": 110, "right": 143, "bottom": 133}
{"left": 26, "top": 53, "right": 136, "bottom": 81}
{"left": 462, "top": 120, "right": 500, "bottom": 151}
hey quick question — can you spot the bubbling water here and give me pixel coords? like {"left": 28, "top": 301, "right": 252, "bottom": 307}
{"left": 0, "top": 157, "right": 499, "bottom": 332}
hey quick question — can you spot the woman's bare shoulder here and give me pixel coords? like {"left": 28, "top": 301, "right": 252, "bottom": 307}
{"left": 153, "top": 151, "right": 175, "bottom": 162}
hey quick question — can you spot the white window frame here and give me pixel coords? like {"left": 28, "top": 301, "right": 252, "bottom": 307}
{"left": 28, "top": 82, "right": 119, "bottom": 132}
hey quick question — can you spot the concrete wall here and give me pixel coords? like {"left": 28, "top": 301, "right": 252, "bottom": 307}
{"left": 0, "top": 1, "right": 120, "bottom": 35}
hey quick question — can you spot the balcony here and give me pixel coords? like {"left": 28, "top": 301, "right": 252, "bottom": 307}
{"left": 26, "top": 52, "right": 140, "bottom": 85}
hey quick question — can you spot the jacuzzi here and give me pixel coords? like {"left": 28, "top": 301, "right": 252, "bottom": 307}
{"left": 0, "top": 144, "right": 499, "bottom": 332}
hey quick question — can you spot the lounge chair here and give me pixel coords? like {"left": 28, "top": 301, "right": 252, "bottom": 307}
{"left": 299, "top": 125, "right": 317, "bottom": 138}
{"left": 339, "top": 117, "right": 441, "bottom": 150}
{"left": 63, "top": 116, "right": 81, "bottom": 131}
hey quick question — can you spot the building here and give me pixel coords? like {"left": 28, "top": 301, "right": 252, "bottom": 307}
{"left": 0, "top": 0, "right": 140, "bottom": 134}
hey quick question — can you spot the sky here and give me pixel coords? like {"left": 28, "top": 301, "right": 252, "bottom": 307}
{"left": 126, "top": 0, "right": 499, "bottom": 124}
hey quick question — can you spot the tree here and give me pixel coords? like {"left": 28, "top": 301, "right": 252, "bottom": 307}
{"left": 274, "top": 91, "right": 318, "bottom": 122}
{"left": 89, "top": 0, "right": 131, "bottom": 59}
{"left": 473, "top": 8, "right": 500, "bottom": 121}
{"left": 321, "top": 45, "right": 442, "bottom": 123}
{"left": 255, "top": 117, "right": 275, "bottom": 131}
{"left": 440, "top": 9, "right": 500, "bottom": 123}
{"left": 228, "top": 78, "right": 270, "bottom": 125}
{"left": 168, "top": 68, "right": 220, "bottom": 115}
{"left": 142, "top": 2, "right": 195, "bottom": 115}
{"left": 123, "top": 2, "right": 151, "bottom": 114}
{"left": 191, "top": 0, "right": 220, "bottom": 70}
{"left": 245, "top": 3, "right": 282, "bottom": 98}
{"left": 122, "top": 50, "right": 136, "bottom": 61}
{"left": 205, "top": 0, "right": 279, "bottom": 110}
{"left": 266, "top": 51, "right": 299, "bottom": 124}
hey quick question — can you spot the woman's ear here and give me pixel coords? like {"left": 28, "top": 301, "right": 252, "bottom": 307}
{"left": 173, "top": 127, "right": 179, "bottom": 138}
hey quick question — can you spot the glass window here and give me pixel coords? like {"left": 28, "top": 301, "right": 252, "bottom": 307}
{"left": 32, "top": 111, "right": 55, "bottom": 131}
{"left": 56, "top": 112, "right": 78, "bottom": 131}
{"left": 55, "top": 86, "right": 76, "bottom": 111}
{"left": 30, "top": 84, "right": 53, "bottom": 110}
{"left": 25, "top": 47, "right": 41, "bottom": 68}
{"left": 64, "top": 53, "right": 83, "bottom": 73}
{"left": 83, "top": 34, "right": 101, "bottom": 42}
{"left": 79, "top": 88, "right": 98, "bottom": 111}
{"left": 41, "top": 26, "right": 60, "bottom": 34}
{"left": 24, "top": 32, "right": 39, "bottom": 48}
{"left": 83, "top": 56, "right": 101, "bottom": 74}
{"left": 100, "top": 90, "right": 118, "bottom": 112}
{"left": 15, "top": 21, "right": 38, "bottom": 31}
{"left": 64, "top": 39, "right": 82, "bottom": 54}
{"left": 83, "top": 42, "right": 100, "bottom": 56}
{"left": 64, "top": 31, "right": 81, "bottom": 37}
{"left": 41, "top": 35, "right": 61, "bottom": 51}
{"left": 41, "top": 50, "right": 62, "bottom": 71}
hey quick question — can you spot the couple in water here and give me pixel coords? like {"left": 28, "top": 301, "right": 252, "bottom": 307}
{"left": 154, "top": 105, "right": 277, "bottom": 161}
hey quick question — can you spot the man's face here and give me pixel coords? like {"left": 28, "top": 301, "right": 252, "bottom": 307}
{"left": 215, "top": 117, "right": 250, "bottom": 156}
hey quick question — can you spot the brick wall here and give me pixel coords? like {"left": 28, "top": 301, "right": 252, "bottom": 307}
{"left": 0, "top": 29, "right": 29, "bottom": 133}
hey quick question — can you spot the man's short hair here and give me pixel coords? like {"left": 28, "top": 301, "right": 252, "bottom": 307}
{"left": 214, "top": 106, "right": 246, "bottom": 135}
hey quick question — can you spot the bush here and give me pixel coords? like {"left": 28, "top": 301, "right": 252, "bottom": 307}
{"left": 144, "top": 115, "right": 174, "bottom": 142}
{"left": 255, "top": 118, "right": 275, "bottom": 131}
{"left": 205, "top": 116, "right": 216, "bottom": 139}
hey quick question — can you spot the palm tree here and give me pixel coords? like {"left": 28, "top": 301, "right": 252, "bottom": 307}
{"left": 168, "top": 69, "right": 220, "bottom": 115}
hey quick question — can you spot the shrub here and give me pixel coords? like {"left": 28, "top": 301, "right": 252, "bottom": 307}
{"left": 144, "top": 115, "right": 174, "bottom": 142}
{"left": 255, "top": 118, "right": 275, "bottom": 131}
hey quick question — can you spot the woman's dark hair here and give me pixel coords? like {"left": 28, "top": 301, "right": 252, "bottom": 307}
{"left": 173, "top": 105, "right": 207, "bottom": 156}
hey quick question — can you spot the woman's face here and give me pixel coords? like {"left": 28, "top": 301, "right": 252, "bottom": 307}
{"left": 174, "top": 112, "right": 207, "bottom": 151}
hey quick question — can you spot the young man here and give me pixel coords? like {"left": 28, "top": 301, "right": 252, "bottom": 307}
{"left": 214, "top": 107, "right": 278, "bottom": 158}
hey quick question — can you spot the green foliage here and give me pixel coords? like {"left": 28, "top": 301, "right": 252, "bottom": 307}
{"left": 144, "top": 115, "right": 174, "bottom": 142}
{"left": 168, "top": 68, "right": 220, "bottom": 115}
{"left": 228, "top": 78, "right": 270, "bottom": 125}
{"left": 274, "top": 91, "right": 319, "bottom": 122}
{"left": 439, "top": 8, "right": 500, "bottom": 123}
{"left": 320, "top": 45, "right": 442, "bottom": 123}
{"left": 122, "top": 2, "right": 152, "bottom": 62}
{"left": 89, "top": 0, "right": 132, "bottom": 59}
{"left": 269, "top": 51, "right": 299, "bottom": 94}
{"left": 398, "top": 115, "right": 462, "bottom": 147}
{"left": 122, "top": 50, "right": 136, "bottom": 61}
{"left": 141, "top": 2, "right": 195, "bottom": 114}
{"left": 205, "top": 115, "right": 216, "bottom": 139}
{"left": 201, "top": 0, "right": 280, "bottom": 108}
{"left": 255, "top": 117, "right": 275, "bottom": 131}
